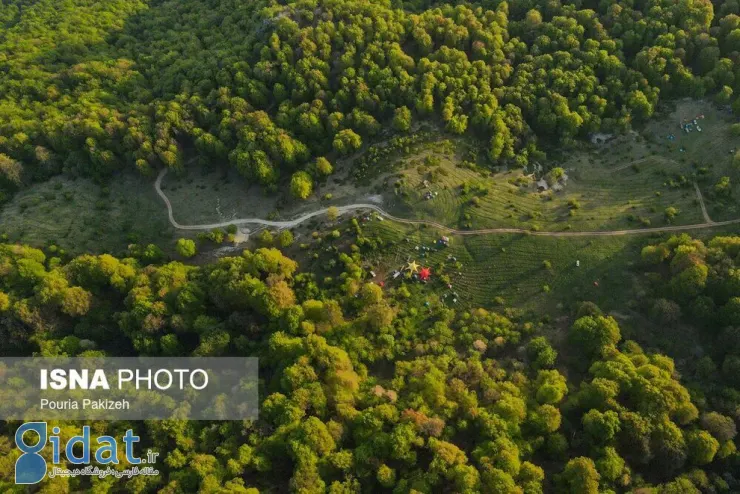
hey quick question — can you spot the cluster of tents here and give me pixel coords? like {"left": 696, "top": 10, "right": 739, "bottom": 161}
{"left": 394, "top": 260, "right": 432, "bottom": 282}
{"left": 680, "top": 114, "right": 704, "bottom": 133}
{"left": 369, "top": 236, "right": 465, "bottom": 303}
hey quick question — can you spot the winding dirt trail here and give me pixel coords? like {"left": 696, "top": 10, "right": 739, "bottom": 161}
{"left": 155, "top": 169, "right": 740, "bottom": 237}
{"left": 694, "top": 181, "right": 713, "bottom": 224}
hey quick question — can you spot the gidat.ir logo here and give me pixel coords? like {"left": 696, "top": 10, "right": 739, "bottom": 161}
{"left": 14, "top": 422, "right": 154, "bottom": 484}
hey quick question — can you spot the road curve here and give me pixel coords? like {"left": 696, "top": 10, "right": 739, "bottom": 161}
{"left": 155, "top": 168, "right": 740, "bottom": 237}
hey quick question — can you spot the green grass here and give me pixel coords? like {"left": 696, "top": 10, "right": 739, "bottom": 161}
{"left": 361, "top": 219, "right": 740, "bottom": 316}
{"left": 395, "top": 153, "right": 704, "bottom": 232}
{"left": 359, "top": 219, "right": 646, "bottom": 312}
{"left": 388, "top": 100, "right": 739, "bottom": 232}
{"left": 640, "top": 100, "right": 740, "bottom": 222}
{"left": 0, "top": 174, "right": 173, "bottom": 255}
{"left": 161, "top": 167, "right": 280, "bottom": 225}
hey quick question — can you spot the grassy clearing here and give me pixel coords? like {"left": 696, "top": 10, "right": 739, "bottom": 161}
{"left": 160, "top": 161, "right": 392, "bottom": 227}
{"left": 639, "top": 99, "right": 740, "bottom": 221}
{"left": 359, "top": 220, "right": 740, "bottom": 315}
{"left": 388, "top": 100, "right": 740, "bottom": 232}
{"left": 358, "top": 219, "right": 644, "bottom": 312}
{"left": 395, "top": 151, "right": 704, "bottom": 232}
{"left": 0, "top": 173, "right": 173, "bottom": 255}
{"left": 160, "top": 167, "right": 279, "bottom": 225}
{"left": 158, "top": 100, "right": 739, "bottom": 237}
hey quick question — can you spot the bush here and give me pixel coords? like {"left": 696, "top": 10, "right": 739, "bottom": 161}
{"left": 175, "top": 238, "right": 197, "bottom": 258}
{"left": 715, "top": 176, "right": 731, "bottom": 196}
{"left": 277, "top": 230, "right": 294, "bottom": 248}
{"left": 290, "top": 171, "right": 314, "bottom": 199}
{"left": 314, "top": 157, "right": 333, "bottom": 176}
{"left": 258, "top": 230, "right": 274, "bottom": 246}
{"left": 208, "top": 229, "right": 225, "bottom": 244}
{"left": 664, "top": 206, "right": 679, "bottom": 223}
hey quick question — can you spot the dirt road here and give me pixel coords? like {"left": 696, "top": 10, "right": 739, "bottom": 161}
{"left": 694, "top": 182, "right": 713, "bottom": 223}
{"left": 155, "top": 168, "right": 740, "bottom": 237}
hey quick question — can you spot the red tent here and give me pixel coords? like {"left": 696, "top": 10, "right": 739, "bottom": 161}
{"left": 419, "top": 267, "right": 431, "bottom": 281}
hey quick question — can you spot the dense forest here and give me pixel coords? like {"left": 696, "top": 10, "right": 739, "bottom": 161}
{"left": 0, "top": 224, "right": 739, "bottom": 492}
{"left": 0, "top": 0, "right": 738, "bottom": 199}
{"left": 642, "top": 234, "right": 740, "bottom": 412}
